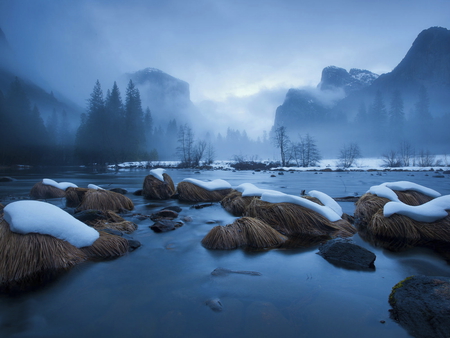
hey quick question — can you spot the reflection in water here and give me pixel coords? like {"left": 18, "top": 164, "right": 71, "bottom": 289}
{"left": 1, "top": 168, "right": 450, "bottom": 337}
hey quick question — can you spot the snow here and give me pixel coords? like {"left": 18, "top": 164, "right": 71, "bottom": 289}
{"left": 149, "top": 168, "right": 165, "bottom": 182}
{"left": 182, "top": 178, "right": 231, "bottom": 191}
{"left": 384, "top": 195, "right": 450, "bottom": 223}
{"left": 42, "top": 178, "right": 77, "bottom": 190}
{"left": 235, "top": 183, "right": 279, "bottom": 197}
{"left": 308, "top": 190, "right": 343, "bottom": 216}
{"left": 381, "top": 181, "right": 441, "bottom": 198}
{"left": 87, "top": 184, "right": 104, "bottom": 190}
{"left": 368, "top": 181, "right": 441, "bottom": 201}
{"left": 3, "top": 200, "right": 99, "bottom": 248}
{"left": 260, "top": 191, "right": 342, "bottom": 222}
{"left": 368, "top": 185, "right": 401, "bottom": 202}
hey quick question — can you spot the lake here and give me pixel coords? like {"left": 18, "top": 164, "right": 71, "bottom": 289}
{"left": 1, "top": 167, "right": 450, "bottom": 338}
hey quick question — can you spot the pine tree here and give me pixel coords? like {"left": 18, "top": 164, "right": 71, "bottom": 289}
{"left": 124, "top": 80, "right": 145, "bottom": 160}
{"left": 389, "top": 90, "right": 405, "bottom": 139}
{"left": 75, "top": 80, "right": 106, "bottom": 164}
{"left": 105, "top": 82, "right": 125, "bottom": 163}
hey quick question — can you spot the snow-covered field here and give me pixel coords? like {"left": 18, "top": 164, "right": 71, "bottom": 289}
{"left": 109, "top": 155, "right": 450, "bottom": 172}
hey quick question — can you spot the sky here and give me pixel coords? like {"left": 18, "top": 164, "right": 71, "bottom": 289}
{"left": 0, "top": 0, "right": 449, "bottom": 137}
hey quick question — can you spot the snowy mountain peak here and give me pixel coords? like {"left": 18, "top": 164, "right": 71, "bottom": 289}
{"left": 318, "top": 66, "right": 378, "bottom": 94}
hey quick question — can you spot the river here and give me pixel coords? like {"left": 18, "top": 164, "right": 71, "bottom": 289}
{"left": 1, "top": 167, "right": 450, "bottom": 337}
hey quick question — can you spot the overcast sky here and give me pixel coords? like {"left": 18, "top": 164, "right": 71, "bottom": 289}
{"left": 1, "top": 0, "right": 449, "bottom": 137}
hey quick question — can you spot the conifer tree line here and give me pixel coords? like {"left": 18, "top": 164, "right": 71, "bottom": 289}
{"left": 75, "top": 79, "right": 154, "bottom": 165}
{"left": 0, "top": 77, "right": 73, "bottom": 165}
{"left": 353, "top": 86, "right": 447, "bottom": 148}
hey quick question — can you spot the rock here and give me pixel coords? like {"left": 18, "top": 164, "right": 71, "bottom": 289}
{"left": 73, "top": 209, "right": 105, "bottom": 222}
{"left": 181, "top": 216, "right": 193, "bottom": 222}
{"left": 389, "top": 275, "right": 450, "bottom": 338}
{"left": 0, "top": 176, "right": 15, "bottom": 182}
{"left": 317, "top": 238, "right": 376, "bottom": 270}
{"left": 211, "top": 267, "right": 262, "bottom": 277}
{"left": 110, "top": 188, "right": 128, "bottom": 194}
{"left": 150, "top": 209, "right": 179, "bottom": 221}
{"left": 162, "top": 206, "right": 182, "bottom": 213}
{"left": 206, "top": 298, "right": 223, "bottom": 312}
{"left": 150, "top": 219, "right": 183, "bottom": 233}
{"left": 133, "top": 189, "right": 143, "bottom": 196}
{"left": 101, "top": 228, "right": 141, "bottom": 251}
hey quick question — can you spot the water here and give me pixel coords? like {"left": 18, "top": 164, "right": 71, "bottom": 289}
{"left": 1, "top": 168, "right": 450, "bottom": 337}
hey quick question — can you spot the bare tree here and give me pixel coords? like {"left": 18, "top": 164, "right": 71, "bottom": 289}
{"left": 417, "top": 149, "right": 435, "bottom": 167}
{"left": 192, "top": 140, "right": 207, "bottom": 166}
{"left": 272, "top": 125, "right": 290, "bottom": 166}
{"left": 204, "top": 142, "right": 216, "bottom": 165}
{"left": 337, "top": 143, "right": 361, "bottom": 169}
{"left": 382, "top": 150, "right": 401, "bottom": 167}
{"left": 176, "top": 124, "right": 195, "bottom": 167}
{"left": 295, "top": 134, "right": 322, "bottom": 167}
{"left": 399, "top": 140, "right": 414, "bottom": 167}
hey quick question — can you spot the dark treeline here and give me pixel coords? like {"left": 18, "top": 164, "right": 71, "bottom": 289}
{"left": 0, "top": 77, "right": 272, "bottom": 167}
{"left": 349, "top": 86, "right": 450, "bottom": 155}
{"left": 0, "top": 77, "right": 75, "bottom": 165}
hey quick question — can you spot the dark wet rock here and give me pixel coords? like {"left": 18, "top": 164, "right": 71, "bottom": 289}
{"left": 190, "top": 203, "right": 214, "bottom": 209}
{"left": 278, "top": 172, "right": 284, "bottom": 175}
{"left": 211, "top": 267, "right": 262, "bottom": 277}
{"left": 317, "top": 238, "right": 376, "bottom": 270}
{"left": 334, "top": 196, "right": 360, "bottom": 202}
{"left": 270, "top": 174, "right": 276, "bottom": 177}
{"left": 127, "top": 239, "right": 141, "bottom": 251}
{"left": 150, "top": 219, "right": 183, "bottom": 232}
{"left": 110, "top": 188, "right": 128, "bottom": 194}
{"left": 181, "top": 216, "right": 193, "bottom": 222}
{"left": 73, "top": 209, "right": 105, "bottom": 222}
{"left": 0, "top": 176, "right": 15, "bottom": 182}
{"left": 162, "top": 206, "right": 182, "bottom": 213}
{"left": 133, "top": 189, "right": 143, "bottom": 196}
{"left": 389, "top": 275, "right": 450, "bottom": 338}
{"left": 206, "top": 298, "right": 223, "bottom": 312}
{"left": 101, "top": 228, "right": 141, "bottom": 251}
{"left": 150, "top": 209, "right": 179, "bottom": 221}
{"left": 206, "top": 220, "right": 216, "bottom": 224}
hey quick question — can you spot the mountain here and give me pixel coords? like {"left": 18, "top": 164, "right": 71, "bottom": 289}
{"left": 318, "top": 66, "right": 379, "bottom": 94}
{"left": 123, "top": 68, "right": 199, "bottom": 127}
{"left": 0, "top": 27, "right": 83, "bottom": 125}
{"left": 274, "top": 66, "right": 377, "bottom": 129}
{"left": 274, "top": 26, "right": 450, "bottom": 132}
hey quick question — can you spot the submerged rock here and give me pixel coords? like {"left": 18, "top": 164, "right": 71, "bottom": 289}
{"left": 211, "top": 267, "right": 262, "bottom": 277}
{"left": 317, "top": 238, "right": 376, "bottom": 270}
{"left": 389, "top": 275, "right": 450, "bottom": 338}
{"left": 150, "top": 219, "right": 183, "bottom": 232}
{"left": 206, "top": 298, "right": 223, "bottom": 312}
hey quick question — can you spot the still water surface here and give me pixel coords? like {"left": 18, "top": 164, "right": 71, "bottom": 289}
{"left": 1, "top": 168, "right": 450, "bottom": 337}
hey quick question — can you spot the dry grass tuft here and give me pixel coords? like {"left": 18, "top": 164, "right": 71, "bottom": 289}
{"left": 202, "top": 217, "right": 287, "bottom": 250}
{"left": 76, "top": 189, "right": 134, "bottom": 212}
{"left": 245, "top": 199, "right": 354, "bottom": 238}
{"left": 201, "top": 224, "right": 245, "bottom": 250}
{"left": 30, "top": 182, "right": 66, "bottom": 200}
{"left": 220, "top": 190, "right": 258, "bottom": 216}
{"left": 177, "top": 181, "right": 232, "bottom": 202}
{"left": 355, "top": 190, "right": 436, "bottom": 229}
{"left": 85, "top": 210, "right": 137, "bottom": 233}
{"left": 0, "top": 218, "right": 86, "bottom": 290}
{"left": 143, "top": 173, "right": 176, "bottom": 200}
{"left": 80, "top": 231, "right": 129, "bottom": 259}
{"left": 65, "top": 187, "right": 89, "bottom": 208}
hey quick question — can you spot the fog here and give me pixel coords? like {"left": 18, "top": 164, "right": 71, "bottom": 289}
{"left": 1, "top": 0, "right": 449, "bottom": 164}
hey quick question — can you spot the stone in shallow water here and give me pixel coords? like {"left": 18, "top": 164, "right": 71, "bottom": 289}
{"left": 205, "top": 298, "right": 223, "bottom": 312}
{"left": 211, "top": 267, "right": 262, "bottom": 277}
{"left": 317, "top": 238, "right": 376, "bottom": 270}
{"left": 389, "top": 275, "right": 450, "bottom": 338}
{"left": 149, "top": 219, "right": 183, "bottom": 232}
